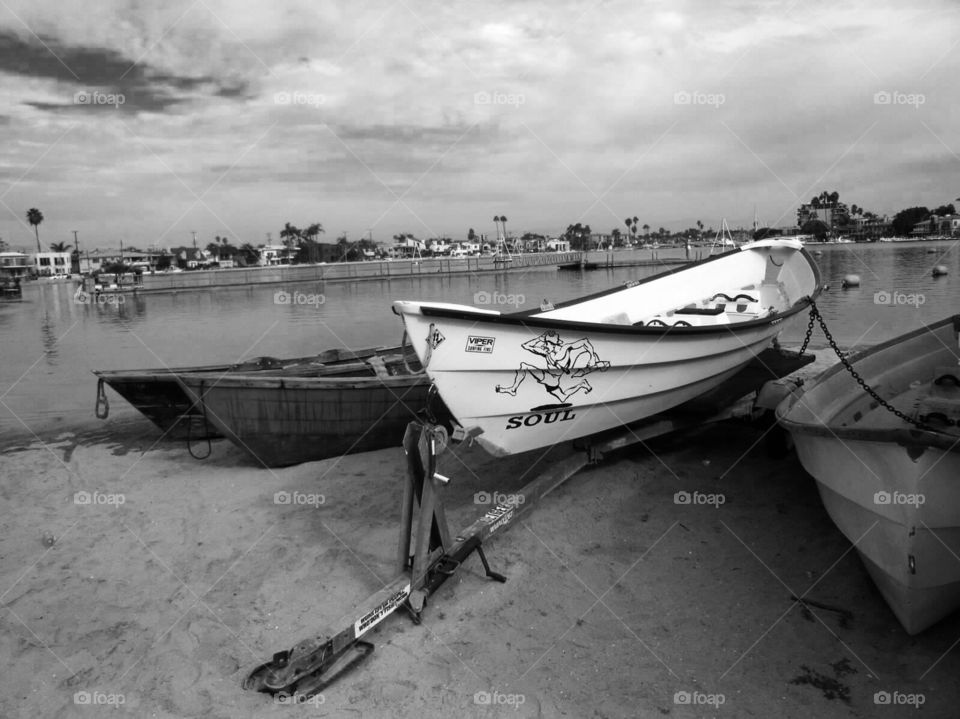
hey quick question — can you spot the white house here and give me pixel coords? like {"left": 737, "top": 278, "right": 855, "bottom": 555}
{"left": 32, "top": 251, "right": 72, "bottom": 276}
{"left": 257, "top": 244, "right": 295, "bottom": 266}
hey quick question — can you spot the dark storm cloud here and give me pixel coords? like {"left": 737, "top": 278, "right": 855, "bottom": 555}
{"left": 0, "top": 29, "right": 248, "bottom": 113}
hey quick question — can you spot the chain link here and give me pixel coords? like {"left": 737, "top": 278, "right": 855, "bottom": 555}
{"left": 801, "top": 300, "right": 929, "bottom": 431}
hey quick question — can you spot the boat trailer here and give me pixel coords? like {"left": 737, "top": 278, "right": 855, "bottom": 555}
{"left": 242, "top": 347, "right": 815, "bottom": 701}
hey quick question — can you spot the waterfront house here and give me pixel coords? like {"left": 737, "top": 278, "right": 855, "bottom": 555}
{"left": 31, "top": 251, "right": 73, "bottom": 276}
{"left": 913, "top": 213, "right": 960, "bottom": 237}
{"left": 0, "top": 251, "right": 30, "bottom": 278}
{"left": 256, "top": 244, "right": 297, "bottom": 266}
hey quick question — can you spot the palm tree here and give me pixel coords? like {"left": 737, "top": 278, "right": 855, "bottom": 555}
{"left": 696, "top": 220, "right": 704, "bottom": 239}
{"left": 49, "top": 241, "right": 72, "bottom": 252}
{"left": 642, "top": 223, "right": 650, "bottom": 240}
{"left": 301, "top": 222, "right": 324, "bottom": 263}
{"left": 27, "top": 208, "right": 43, "bottom": 254}
{"left": 280, "top": 222, "right": 302, "bottom": 247}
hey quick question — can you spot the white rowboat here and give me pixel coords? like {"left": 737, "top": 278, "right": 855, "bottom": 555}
{"left": 393, "top": 239, "right": 822, "bottom": 456}
{"left": 777, "top": 315, "right": 960, "bottom": 634}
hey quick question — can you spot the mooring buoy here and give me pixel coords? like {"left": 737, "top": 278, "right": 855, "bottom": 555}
{"left": 841, "top": 274, "right": 860, "bottom": 288}
{"left": 932, "top": 265, "right": 949, "bottom": 277}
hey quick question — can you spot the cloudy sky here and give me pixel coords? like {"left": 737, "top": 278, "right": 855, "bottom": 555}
{"left": 0, "top": 0, "right": 957, "bottom": 250}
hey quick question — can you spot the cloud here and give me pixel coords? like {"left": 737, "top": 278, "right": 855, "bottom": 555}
{"left": 0, "top": 0, "right": 957, "bottom": 248}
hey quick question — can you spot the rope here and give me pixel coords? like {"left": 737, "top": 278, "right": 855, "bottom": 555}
{"left": 95, "top": 378, "right": 110, "bottom": 419}
{"left": 186, "top": 379, "right": 212, "bottom": 460}
{"left": 399, "top": 329, "right": 426, "bottom": 376}
{"left": 798, "top": 300, "right": 931, "bottom": 432}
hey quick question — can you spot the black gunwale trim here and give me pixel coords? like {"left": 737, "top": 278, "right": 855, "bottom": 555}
{"left": 416, "top": 244, "right": 822, "bottom": 336}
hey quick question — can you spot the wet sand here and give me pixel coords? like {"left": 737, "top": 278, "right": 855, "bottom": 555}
{"left": 2, "top": 370, "right": 959, "bottom": 718}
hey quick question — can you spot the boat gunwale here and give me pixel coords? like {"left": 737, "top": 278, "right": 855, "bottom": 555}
{"left": 91, "top": 345, "right": 400, "bottom": 380}
{"left": 397, "top": 244, "right": 822, "bottom": 335}
{"left": 776, "top": 314, "right": 960, "bottom": 452}
{"left": 175, "top": 373, "right": 428, "bottom": 390}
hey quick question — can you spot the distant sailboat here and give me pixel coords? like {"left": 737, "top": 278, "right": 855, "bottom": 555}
{"left": 709, "top": 218, "right": 737, "bottom": 254}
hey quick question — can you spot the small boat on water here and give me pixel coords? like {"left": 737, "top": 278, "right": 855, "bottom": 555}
{"left": 777, "top": 315, "right": 960, "bottom": 634}
{"left": 174, "top": 349, "right": 442, "bottom": 467}
{"left": 93, "top": 346, "right": 410, "bottom": 441}
{"left": 394, "top": 238, "right": 822, "bottom": 456}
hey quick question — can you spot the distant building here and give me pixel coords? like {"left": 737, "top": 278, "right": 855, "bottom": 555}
{"left": 167, "top": 246, "right": 208, "bottom": 269}
{"left": 31, "top": 251, "right": 72, "bottom": 276}
{"left": 0, "top": 251, "right": 31, "bottom": 277}
{"left": 914, "top": 213, "right": 960, "bottom": 237}
{"left": 256, "top": 244, "right": 298, "bottom": 266}
{"left": 78, "top": 248, "right": 171, "bottom": 274}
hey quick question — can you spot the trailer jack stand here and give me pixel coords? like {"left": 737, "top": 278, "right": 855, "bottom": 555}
{"left": 243, "top": 421, "right": 513, "bottom": 699}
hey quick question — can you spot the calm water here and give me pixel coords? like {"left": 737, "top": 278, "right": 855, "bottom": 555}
{"left": 1, "top": 242, "right": 957, "bottom": 440}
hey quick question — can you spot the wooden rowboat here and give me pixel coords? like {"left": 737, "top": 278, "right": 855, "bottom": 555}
{"left": 393, "top": 239, "right": 822, "bottom": 456}
{"left": 174, "top": 350, "right": 444, "bottom": 467}
{"left": 777, "top": 315, "right": 960, "bottom": 634}
{"left": 93, "top": 346, "right": 404, "bottom": 440}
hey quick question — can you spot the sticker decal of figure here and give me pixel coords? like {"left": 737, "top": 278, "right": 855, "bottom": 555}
{"left": 495, "top": 331, "right": 610, "bottom": 407}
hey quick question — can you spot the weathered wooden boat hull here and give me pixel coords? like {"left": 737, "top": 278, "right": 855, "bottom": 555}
{"left": 394, "top": 239, "right": 821, "bottom": 455}
{"left": 176, "top": 374, "right": 436, "bottom": 467}
{"left": 93, "top": 347, "right": 398, "bottom": 441}
{"left": 94, "top": 365, "right": 236, "bottom": 440}
{"left": 777, "top": 315, "right": 960, "bottom": 633}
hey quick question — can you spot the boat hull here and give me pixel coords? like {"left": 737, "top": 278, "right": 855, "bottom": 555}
{"left": 95, "top": 366, "right": 236, "bottom": 440}
{"left": 793, "top": 434, "right": 960, "bottom": 634}
{"left": 778, "top": 315, "right": 960, "bottom": 633}
{"left": 94, "top": 347, "right": 401, "bottom": 441}
{"left": 176, "top": 374, "right": 435, "bottom": 467}
{"left": 394, "top": 240, "right": 820, "bottom": 455}
{"left": 393, "top": 317, "right": 779, "bottom": 456}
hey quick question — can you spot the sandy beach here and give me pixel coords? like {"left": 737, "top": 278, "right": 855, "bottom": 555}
{"left": 2, "top": 380, "right": 959, "bottom": 718}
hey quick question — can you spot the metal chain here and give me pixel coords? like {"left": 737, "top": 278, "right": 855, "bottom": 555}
{"left": 797, "top": 306, "right": 817, "bottom": 357}
{"left": 802, "top": 300, "right": 929, "bottom": 431}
